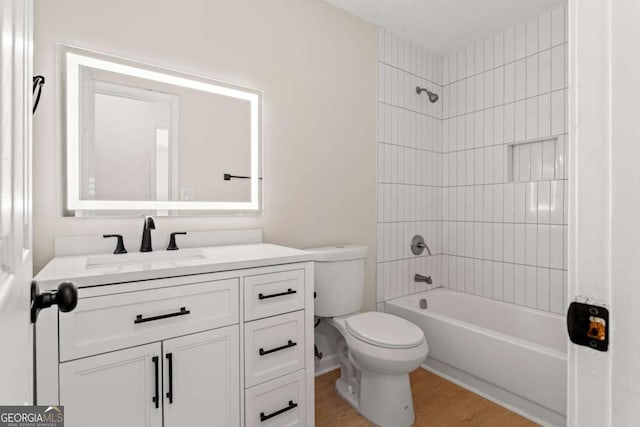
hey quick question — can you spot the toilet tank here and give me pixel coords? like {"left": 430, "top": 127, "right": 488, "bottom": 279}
{"left": 306, "top": 246, "right": 367, "bottom": 317}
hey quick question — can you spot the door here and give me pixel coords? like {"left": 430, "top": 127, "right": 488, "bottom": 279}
{"left": 59, "top": 343, "right": 163, "bottom": 427}
{"left": 163, "top": 326, "right": 240, "bottom": 427}
{"left": 569, "top": 0, "right": 640, "bottom": 425}
{"left": 0, "top": 0, "right": 34, "bottom": 405}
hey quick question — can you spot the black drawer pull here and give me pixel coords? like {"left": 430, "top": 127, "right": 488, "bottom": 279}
{"left": 135, "top": 307, "right": 190, "bottom": 324}
{"left": 259, "top": 340, "right": 297, "bottom": 356}
{"left": 152, "top": 356, "right": 159, "bottom": 409}
{"left": 260, "top": 400, "right": 298, "bottom": 422}
{"left": 258, "top": 288, "right": 296, "bottom": 300}
{"left": 165, "top": 352, "right": 173, "bottom": 404}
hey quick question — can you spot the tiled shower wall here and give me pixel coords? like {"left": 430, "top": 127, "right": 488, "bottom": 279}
{"left": 376, "top": 3, "right": 569, "bottom": 314}
{"left": 376, "top": 29, "right": 443, "bottom": 307}
{"left": 440, "top": 4, "right": 569, "bottom": 314}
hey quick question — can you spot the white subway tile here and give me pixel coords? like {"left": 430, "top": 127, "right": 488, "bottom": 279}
{"left": 494, "top": 32, "right": 505, "bottom": 66}
{"left": 504, "top": 183, "right": 515, "bottom": 222}
{"left": 449, "top": 53, "right": 458, "bottom": 84}
{"left": 525, "top": 266, "right": 537, "bottom": 308}
{"left": 475, "top": 223, "right": 484, "bottom": 258}
{"left": 549, "top": 269, "right": 563, "bottom": 314}
{"left": 514, "top": 100, "right": 526, "bottom": 142}
{"left": 556, "top": 135, "right": 566, "bottom": 179}
{"left": 494, "top": 184, "right": 504, "bottom": 222}
{"left": 515, "top": 59, "right": 527, "bottom": 101}
{"left": 550, "top": 225, "right": 563, "bottom": 269}
{"left": 550, "top": 180, "right": 564, "bottom": 224}
{"left": 538, "top": 181, "right": 551, "bottom": 223}
{"left": 466, "top": 77, "right": 475, "bottom": 114}
{"left": 458, "top": 49, "right": 466, "bottom": 81}
{"left": 514, "top": 264, "right": 526, "bottom": 304}
{"left": 483, "top": 110, "right": 493, "bottom": 150}
{"left": 465, "top": 114, "right": 474, "bottom": 150}
{"left": 504, "top": 27, "right": 516, "bottom": 63}
{"left": 527, "top": 97, "right": 539, "bottom": 140}
{"left": 538, "top": 94, "right": 551, "bottom": 138}
{"left": 466, "top": 45, "right": 475, "bottom": 78}
{"left": 493, "top": 223, "right": 504, "bottom": 261}
{"left": 475, "top": 74, "right": 484, "bottom": 112}
{"left": 525, "top": 224, "right": 537, "bottom": 265}
{"left": 484, "top": 185, "right": 493, "bottom": 221}
{"left": 538, "top": 11, "right": 551, "bottom": 51}
{"left": 492, "top": 262, "right": 503, "bottom": 300}
{"left": 494, "top": 66, "right": 504, "bottom": 105}
{"left": 475, "top": 111, "right": 484, "bottom": 149}
{"left": 514, "top": 223, "right": 525, "bottom": 264}
{"left": 465, "top": 258, "right": 474, "bottom": 293}
{"left": 527, "top": 16, "right": 539, "bottom": 56}
{"left": 563, "top": 224, "right": 569, "bottom": 270}
{"left": 530, "top": 139, "right": 542, "bottom": 180}
{"left": 539, "top": 50, "right": 551, "bottom": 94}
{"left": 504, "top": 223, "right": 515, "bottom": 263}
{"left": 551, "top": 5, "right": 566, "bottom": 46}
{"left": 474, "top": 185, "right": 484, "bottom": 219}
{"left": 494, "top": 105, "right": 504, "bottom": 145}
{"left": 526, "top": 182, "right": 538, "bottom": 223}
{"left": 504, "top": 263, "right": 515, "bottom": 302}
{"left": 504, "top": 62, "right": 515, "bottom": 103}
{"left": 475, "top": 40, "right": 485, "bottom": 74}
{"left": 515, "top": 22, "right": 527, "bottom": 60}
{"left": 484, "top": 37, "right": 494, "bottom": 70}
{"left": 466, "top": 187, "right": 475, "bottom": 222}
{"left": 537, "top": 225, "right": 550, "bottom": 267}
{"left": 484, "top": 70, "right": 494, "bottom": 109}
{"left": 514, "top": 183, "right": 526, "bottom": 222}
{"left": 527, "top": 55, "right": 539, "bottom": 97}
{"left": 483, "top": 260, "right": 493, "bottom": 297}
{"left": 551, "top": 90, "right": 565, "bottom": 135}
{"left": 473, "top": 259, "right": 483, "bottom": 295}
{"left": 551, "top": 44, "right": 566, "bottom": 91}
{"left": 537, "top": 267, "right": 550, "bottom": 311}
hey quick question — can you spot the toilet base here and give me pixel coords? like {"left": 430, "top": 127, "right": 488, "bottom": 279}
{"left": 335, "top": 376, "right": 359, "bottom": 409}
{"left": 359, "top": 368, "right": 415, "bottom": 427}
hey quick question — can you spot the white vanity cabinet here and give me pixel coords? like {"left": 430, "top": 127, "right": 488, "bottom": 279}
{"left": 35, "top": 243, "right": 315, "bottom": 427}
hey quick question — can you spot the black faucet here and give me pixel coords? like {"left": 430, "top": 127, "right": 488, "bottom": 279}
{"left": 140, "top": 216, "right": 156, "bottom": 252}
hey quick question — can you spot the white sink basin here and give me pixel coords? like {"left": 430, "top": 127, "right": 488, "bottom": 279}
{"left": 86, "top": 250, "right": 207, "bottom": 269}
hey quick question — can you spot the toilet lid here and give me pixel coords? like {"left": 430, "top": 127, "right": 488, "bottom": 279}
{"left": 345, "top": 312, "right": 424, "bottom": 349}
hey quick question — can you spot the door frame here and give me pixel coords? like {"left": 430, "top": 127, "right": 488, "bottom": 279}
{"left": 568, "top": 0, "right": 640, "bottom": 425}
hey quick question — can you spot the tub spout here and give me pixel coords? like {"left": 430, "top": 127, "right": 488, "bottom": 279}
{"left": 415, "top": 274, "right": 432, "bottom": 284}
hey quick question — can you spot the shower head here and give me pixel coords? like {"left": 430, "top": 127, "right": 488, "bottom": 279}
{"left": 416, "top": 86, "right": 439, "bottom": 103}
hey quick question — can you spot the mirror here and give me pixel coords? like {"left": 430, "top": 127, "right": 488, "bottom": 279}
{"left": 61, "top": 45, "right": 262, "bottom": 216}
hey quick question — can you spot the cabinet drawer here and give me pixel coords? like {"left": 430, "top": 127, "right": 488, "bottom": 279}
{"left": 245, "top": 370, "right": 306, "bottom": 427}
{"left": 59, "top": 278, "right": 239, "bottom": 361}
{"left": 244, "top": 311, "right": 305, "bottom": 387}
{"left": 244, "top": 269, "right": 305, "bottom": 321}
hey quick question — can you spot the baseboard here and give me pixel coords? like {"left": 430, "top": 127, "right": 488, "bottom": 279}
{"left": 421, "top": 359, "right": 566, "bottom": 427}
{"left": 315, "top": 353, "right": 339, "bottom": 377}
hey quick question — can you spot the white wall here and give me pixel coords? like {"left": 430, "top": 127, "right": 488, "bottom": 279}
{"left": 375, "top": 29, "right": 444, "bottom": 306}
{"left": 440, "top": 4, "right": 569, "bottom": 314}
{"left": 33, "top": 0, "right": 378, "bottom": 313}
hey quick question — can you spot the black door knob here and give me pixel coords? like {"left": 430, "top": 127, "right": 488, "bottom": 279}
{"left": 31, "top": 280, "right": 78, "bottom": 323}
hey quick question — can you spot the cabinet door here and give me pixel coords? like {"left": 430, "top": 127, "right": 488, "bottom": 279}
{"left": 163, "top": 326, "right": 240, "bottom": 427}
{"left": 60, "top": 343, "right": 162, "bottom": 427}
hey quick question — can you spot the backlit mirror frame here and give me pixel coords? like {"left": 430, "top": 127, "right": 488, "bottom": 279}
{"left": 61, "top": 45, "right": 262, "bottom": 214}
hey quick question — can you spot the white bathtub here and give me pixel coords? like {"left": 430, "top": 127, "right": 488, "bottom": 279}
{"left": 385, "top": 289, "right": 567, "bottom": 426}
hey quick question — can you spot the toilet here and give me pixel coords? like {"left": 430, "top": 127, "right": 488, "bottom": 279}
{"left": 309, "top": 245, "right": 428, "bottom": 427}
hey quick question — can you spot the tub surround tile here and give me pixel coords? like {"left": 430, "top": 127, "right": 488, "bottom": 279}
{"left": 376, "top": 4, "right": 568, "bottom": 314}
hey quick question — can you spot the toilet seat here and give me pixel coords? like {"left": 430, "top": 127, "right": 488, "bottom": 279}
{"left": 345, "top": 312, "right": 424, "bottom": 349}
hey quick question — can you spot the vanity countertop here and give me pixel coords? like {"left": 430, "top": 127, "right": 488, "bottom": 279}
{"left": 35, "top": 243, "right": 314, "bottom": 290}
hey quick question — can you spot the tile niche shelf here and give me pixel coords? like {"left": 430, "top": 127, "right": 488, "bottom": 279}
{"left": 507, "top": 136, "right": 560, "bottom": 183}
